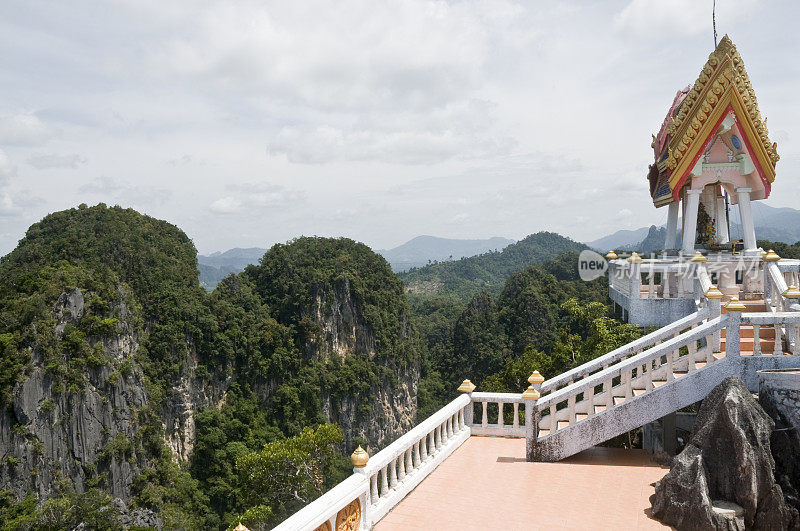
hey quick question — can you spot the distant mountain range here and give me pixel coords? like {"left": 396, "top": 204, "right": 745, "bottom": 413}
{"left": 585, "top": 202, "right": 800, "bottom": 252}
{"left": 376, "top": 235, "right": 514, "bottom": 272}
{"left": 197, "top": 236, "right": 515, "bottom": 290}
{"left": 398, "top": 232, "right": 587, "bottom": 300}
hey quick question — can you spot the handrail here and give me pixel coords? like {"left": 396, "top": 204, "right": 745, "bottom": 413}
{"left": 537, "top": 315, "right": 727, "bottom": 409}
{"left": 468, "top": 392, "right": 526, "bottom": 437}
{"left": 541, "top": 308, "right": 710, "bottom": 393}
{"left": 362, "top": 394, "right": 469, "bottom": 474}
{"left": 272, "top": 474, "right": 367, "bottom": 531}
{"left": 741, "top": 312, "right": 800, "bottom": 325}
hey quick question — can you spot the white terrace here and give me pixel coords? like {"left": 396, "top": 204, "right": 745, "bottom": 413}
{"left": 275, "top": 252, "right": 800, "bottom": 530}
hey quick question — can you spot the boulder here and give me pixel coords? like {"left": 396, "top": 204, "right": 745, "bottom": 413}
{"left": 651, "top": 377, "right": 799, "bottom": 530}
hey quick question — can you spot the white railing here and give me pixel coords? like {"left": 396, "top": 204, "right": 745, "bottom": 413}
{"left": 467, "top": 392, "right": 526, "bottom": 437}
{"left": 358, "top": 393, "right": 471, "bottom": 527}
{"left": 273, "top": 474, "right": 368, "bottom": 531}
{"left": 535, "top": 315, "right": 727, "bottom": 438}
{"left": 742, "top": 312, "right": 800, "bottom": 357}
{"left": 540, "top": 307, "right": 712, "bottom": 397}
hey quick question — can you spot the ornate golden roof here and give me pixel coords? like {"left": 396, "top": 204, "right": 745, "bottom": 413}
{"left": 649, "top": 36, "right": 779, "bottom": 206}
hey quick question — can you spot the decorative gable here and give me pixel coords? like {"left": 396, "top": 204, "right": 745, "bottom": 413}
{"left": 648, "top": 35, "right": 779, "bottom": 207}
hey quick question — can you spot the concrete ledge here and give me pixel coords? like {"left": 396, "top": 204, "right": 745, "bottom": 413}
{"left": 758, "top": 368, "right": 800, "bottom": 392}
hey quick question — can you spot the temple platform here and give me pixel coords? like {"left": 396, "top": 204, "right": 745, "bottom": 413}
{"left": 374, "top": 437, "right": 669, "bottom": 530}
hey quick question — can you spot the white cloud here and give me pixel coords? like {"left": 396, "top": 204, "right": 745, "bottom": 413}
{"left": 0, "top": 149, "right": 16, "bottom": 184}
{"left": 210, "top": 182, "right": 306, "bottom": 215}
{"left": 78, "top": 176, "right": 173, "bottom": 206}
{"left": 614, "top": 0, "right": 758, "bottom": 38}
{"left": 210, "top": 196, "right": 242, "bottom": 214}
{"left": 0, "top": 112, "right": 56, "bottom": 146}
{"left": 27, "top": 153, "right": 87, "bottom": 169}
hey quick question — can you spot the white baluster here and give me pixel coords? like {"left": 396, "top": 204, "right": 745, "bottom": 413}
{"left": 753, "top": 324, "right": 761, "bottom": 356}
{"left": 420, "top": 436, "right": 428, "bottom": 460}
{"left": 389, "top": 459, "right": 398, "bottom": 489}
{"left": 413, "top": 441, "right": 421, "bottom": 466}
{"left": 498, "top": 402, "right": 504, "bottom": 428}
{"left": 406, "top": 447, "right": 413, "bottom": 475}
{"left": 371, "top": 474, "right": 379, "bottom": 504}
{"left": 481, "top": 401, "right": 488, "bottom": 428}
{"left": 381, "top": 466, "right": 389, "bottom": 496}
{"left": 513, "top": 402, "right": 520, "bottom": 429}
{"left": 397, "top": 453, "right": 405, "bottom": 482}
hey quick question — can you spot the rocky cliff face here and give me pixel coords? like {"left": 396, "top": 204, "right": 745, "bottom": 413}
{"left": 311, "top": 278, "right": 418, "bottom": 450}
{"left": 0, "top": 287, "right": 150, "bottom": 502}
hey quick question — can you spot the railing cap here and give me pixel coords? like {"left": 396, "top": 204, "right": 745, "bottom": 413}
{"left": 725, "top": 296, "right": 747, "bottom": 311}
{"left": 528, "top": 370, "right": 545, "bottom": 385}
{"left": 627, "top": 251, "right": 643, "bottom": 263}
{"left": 690, "top": 251, "right": 707, "bottom": 263}
{"left": 783, "top": 285, "right": 800, "bottom": 299}
{"left": 605, "top": 250, "right": 618, "bottom": 260}
{"left": 521, "top": 386, "right": 540, "bottom": 401}
{"left": 705, "top": 285, "right": 723, "bottom": 299}
{"left": 457, "top": 379, "right": 476, "bottom": 393}
{"left": 351, "top": 445, "right": 369, "bottom": 468}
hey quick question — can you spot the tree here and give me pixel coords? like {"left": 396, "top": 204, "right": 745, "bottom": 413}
{"left": 235, "top": 424, "right": 347, "bottom": 527}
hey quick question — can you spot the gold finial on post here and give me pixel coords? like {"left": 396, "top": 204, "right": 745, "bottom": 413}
{"left": 605, "top": 251, "right": 618, "bottom": 260}
{"left": 528, "top": 371, "right": 545, "bottom": 385}
{"left": 521, "top": 386, "right": 540, "bottom": 401}
{"left": 759, "top": 247, "right": 766, "bottom": 259}
{"left": 782, "top": 285, "right": 800, "bottom": 299}
{"left": 705, "top": 285, "right": 723, "bottom": 299}
{"left": 457, "top": 379, "right": 476, "bottom": 393}
{"left": 690, "top": 251, "right": 707, "bottom": 263}
{"left": 234, "top": 523, "right": 250, "bottom": 531}
{"left": 350, "top": 446, "right": 369, "bottom": 468}
{"left": 764, "top": 249, "right": 781, "bottom": 262}
{"left": 725, "top": 297, "right": 746, "bottom": 311}
{"left": 627, "top": 252, "right": 643, "bottom": 263}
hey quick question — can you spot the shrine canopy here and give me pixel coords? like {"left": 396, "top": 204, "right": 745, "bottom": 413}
{"left": 647, "top": 35, "right": 780, "bottom": 208}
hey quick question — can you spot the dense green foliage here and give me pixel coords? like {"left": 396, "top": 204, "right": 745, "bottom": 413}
{"left": 0, "top": 204, "right": 643, "bottom": 528}
{"left": 758, "top": 240, "right": 800, "bottom": 260}
{"left": 411, "top": 250, "right": 640, "bottom": 416}
{"left": 400, "top": 232, "right": 586, "bottom": 301}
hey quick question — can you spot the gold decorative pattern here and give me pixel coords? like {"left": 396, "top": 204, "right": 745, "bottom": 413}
{"left": 335, "top": 499, "right": 361, "bottom": 531}
{"left": 657, "top": 35, "right": 778, "bottom": 196}
{"left": 314, "top": 522, "right": 332, "bottom": 531}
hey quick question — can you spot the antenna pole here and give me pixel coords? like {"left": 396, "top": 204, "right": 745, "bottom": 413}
{"left": 713, "top": 0, "right": 718, "bottom": 48}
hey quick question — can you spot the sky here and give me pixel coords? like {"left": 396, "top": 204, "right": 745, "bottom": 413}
{"left": 1, "top": 0, "right": 798, "bottom": 255}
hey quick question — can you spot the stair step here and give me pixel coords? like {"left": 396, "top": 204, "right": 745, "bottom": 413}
{"left": 575, "top": 413, "right": 588, "bottom": 422}
{"left": 613, "top": 396, "right": 626, "bottom": 405}
{"left": 721, "top": 326, "right": 776, "bottom": 339}
{"left": 674, "top": 371, "right": 687, "bottom": 378}
{"left": 653, "top": 380, "right": 667, "bottom": 388}
{"left": 633, "top": 388, "right": 646, "bottom": 397}
{"left": 714, "top": 352, "right": 725, "bottom": 361}
{"left": 538, "top": 429, "right": 550, "bottom": 437}
{"left": 557, "top": 420, "right": 569, "bottom": 430}
{"left": 696, "top": 361, "right": 707, "bottom": 369}
{"left": 594, "top": 405, "right": 606, "bottom": 414}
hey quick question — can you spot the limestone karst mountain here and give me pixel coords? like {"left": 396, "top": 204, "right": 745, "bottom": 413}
{"left": 0, "top": 204, "right": 419, "bottom": 528}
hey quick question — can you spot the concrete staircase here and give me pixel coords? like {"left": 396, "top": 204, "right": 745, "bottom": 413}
{"left": 530, "top": 297, "right": 799, "bottom": 462}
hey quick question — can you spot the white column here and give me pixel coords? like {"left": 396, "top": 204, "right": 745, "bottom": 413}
{"left": 682, "top": 189, "right": 702, "bottom": 254}
{"left": 665, "top": 201, "right": 679, "bottom": 250}
{"left": 715, "top": 196, "right": 730, "bottom": 243}
{"left": 737, "top": 187, "right": 757, "bottom": 251}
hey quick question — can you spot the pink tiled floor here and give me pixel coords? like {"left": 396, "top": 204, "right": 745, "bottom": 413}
{"left": 374, "top": 437, "right": 669, "bottom": 531}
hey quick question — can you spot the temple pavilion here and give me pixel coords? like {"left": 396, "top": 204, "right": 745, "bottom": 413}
{"left": 648, "top": 35, "right": 780, "bottom": 255}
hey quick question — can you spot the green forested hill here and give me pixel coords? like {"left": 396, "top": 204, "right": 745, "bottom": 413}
{"left": 0, "top": 205, "right": 419, "bottom": 530}
{"left": 399, "top": 231, "right": 587, "bottom": 300}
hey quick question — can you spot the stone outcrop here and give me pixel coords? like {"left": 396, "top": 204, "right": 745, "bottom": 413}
{"left": 760, "top": 374, "right": 800, "bottom": 521}
{"left": 312, "top": 278, "right": 418, "bottom": 450}
{"left": 651, "top": 376, "right": 799, "bottom": 530}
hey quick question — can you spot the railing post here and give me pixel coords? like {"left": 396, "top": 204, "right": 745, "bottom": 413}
{"left": 523, "top": 371, "right": 545, "bottom": 461}
{"left": 628, "top": 252, "right": 643, "bottom": 299}
{"left": 725, "top": 297, "right": 745, "bottom": 357}
{"left": 458, "top": 379, "right": 476, "bottom": 428}
{"left": 351, "top": 446, "right": 372, "bottom": 524}
{"left": 705, "top": 285, "right": 723, "bottom": 352}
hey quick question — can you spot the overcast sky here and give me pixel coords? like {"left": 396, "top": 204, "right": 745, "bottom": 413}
{"left": 1, "top": 0, "right": 798, "bottom": 255}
